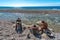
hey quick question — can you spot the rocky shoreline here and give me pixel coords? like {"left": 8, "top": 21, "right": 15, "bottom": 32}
{"left": 0, "top": 10, "right": 60, "bottom": 40}
{"left": 0, "top": 10, "right": 60, "bottom": 14}
{"left": 0, "top": 20, "right": 60, "bottom": 40}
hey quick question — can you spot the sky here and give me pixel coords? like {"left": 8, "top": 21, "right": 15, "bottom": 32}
{"left": 0, "top": 0, "right": 60, "bottom": 7}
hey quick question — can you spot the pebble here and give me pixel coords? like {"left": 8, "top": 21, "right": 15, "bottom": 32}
{"left": 0, "top": 25, "right": 60, "bottom": 40}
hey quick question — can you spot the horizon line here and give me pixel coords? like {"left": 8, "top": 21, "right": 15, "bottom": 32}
{"left": 0, "top": 6, "right": 60, "bottom": 7}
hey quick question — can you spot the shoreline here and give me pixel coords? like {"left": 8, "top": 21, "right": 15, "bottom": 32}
{"left": 0, "top": 9, "right": 60, "bottom": 33}
{"left": 0, "top": 9, "right": 60, "bottom": 14}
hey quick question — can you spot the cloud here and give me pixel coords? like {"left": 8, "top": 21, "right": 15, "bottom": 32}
{"left": 0, "top": 2, "right": 60, "bottom": 7}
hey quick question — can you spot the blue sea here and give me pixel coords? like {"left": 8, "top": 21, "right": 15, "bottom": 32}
{"left": 0, "top": 6, "right": 60, "bottom": 10}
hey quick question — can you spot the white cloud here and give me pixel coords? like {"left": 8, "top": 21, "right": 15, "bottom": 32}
{"left": 0, "top": 2, "right": 60, "bottom": 7}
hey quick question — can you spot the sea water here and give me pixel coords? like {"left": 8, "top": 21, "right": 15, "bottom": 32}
{"left": 0, "top": 13, "right": 60, "bottom": 24}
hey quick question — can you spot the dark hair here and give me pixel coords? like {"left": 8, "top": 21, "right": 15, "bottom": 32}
{"left": 16, "top": 18, "right": 21, "bottom": 22}
{"left": 18, "top": 18, "right": 21, "bottom": 20}
{"left": 33, "top": 25, "right": 36, "bottom": 27}
{"left": 41, "top": 21, "right": 45, "bottom": 23}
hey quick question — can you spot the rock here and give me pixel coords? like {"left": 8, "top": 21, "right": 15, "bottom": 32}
{"left": 5, "top": 35, "right": 10, "bottom": 37}
{"left": 0, "top": 38, "right": 3, "bottom": 40}
{"left": 0, "top": 27, "right": 3, "bottom": 31}
{"left": 0, "top": 22, "right": 59, "bottom": 40}
{"left": 10, "top": 37, "right": 15, "bottom": 40}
